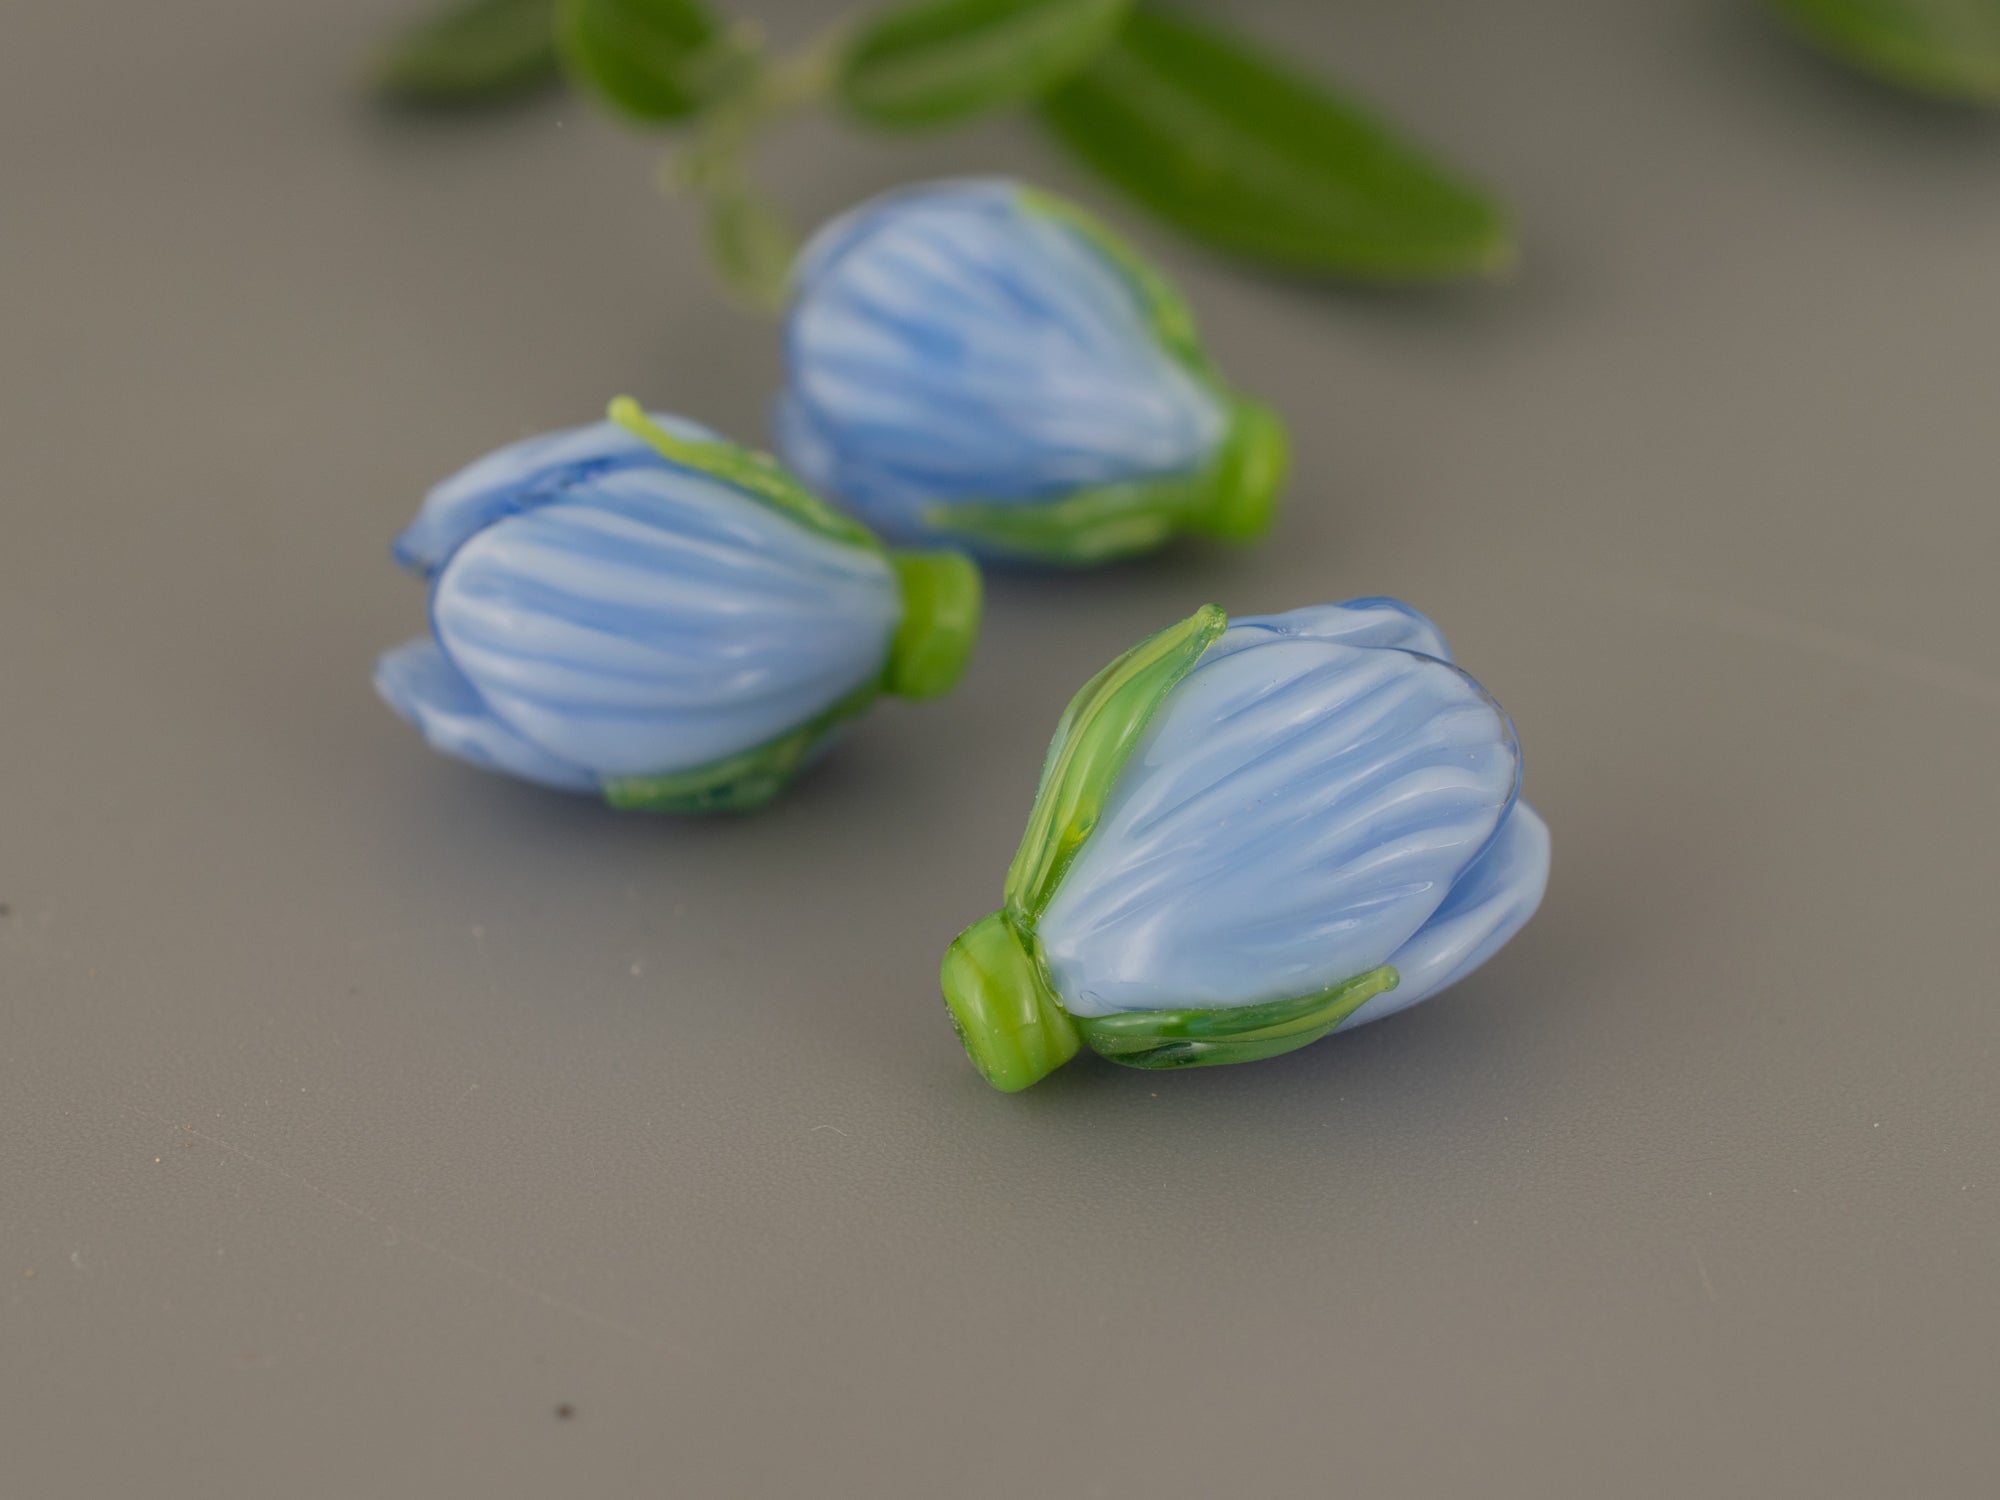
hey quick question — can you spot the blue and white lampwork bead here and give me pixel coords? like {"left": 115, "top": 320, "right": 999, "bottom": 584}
{"left": 777, "top": 178, "right": 1287, "bottom": 566}
{"left": 375, "top": 399, "right": 981, "bottom": 812}
{"left": 942, "top": 599, "right": 1550, "bottom": 1090}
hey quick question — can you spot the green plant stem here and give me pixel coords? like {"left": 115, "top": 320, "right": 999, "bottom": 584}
{"left": 663, "top": 21, "right": 849, "bottom": 311}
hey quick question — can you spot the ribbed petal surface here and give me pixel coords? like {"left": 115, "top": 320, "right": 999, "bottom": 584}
{"left": 1341, "top": 801, "right": 1551, "bottom": 1030}
{"left": 1038, "top": 616, "right": 1520, "bottom": 1017}
{"left": 392, "top": 413, "right": 721, "bottom": 575}
{"left": 780, "top": 179, "right": 1226, "bottom": 538}
{"left": 429, "top": 465, "right": 899, "bottom": 778}
{"left": 372, "top": 638, "right": 598, "bottom": 793}
{"left": 1224, "top": 597, "right": 1453, "bottom": 665}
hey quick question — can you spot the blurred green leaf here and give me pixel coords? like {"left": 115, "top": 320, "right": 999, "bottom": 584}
{"left": 375, "top": 0, "right": 561, "bottom": 105}
{"left": 1038, "top": 3, "right": 1511, "bottom": 281}
{"left": 1774, "top": 0, "right": 2000, "bottom": 102}
{"left": 840, "top": 0, "right": 1132, "bottom": 128}
{"left": 704, "top": 184, "right": 800, "bottom": 312}
{"left": 556, "top": 0, "right": 721, "bottom": 122}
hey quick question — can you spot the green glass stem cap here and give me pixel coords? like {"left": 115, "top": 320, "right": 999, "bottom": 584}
{"left": 886, "top": 550, "right": 982, "bottom": 700}
{"left": 1190, "top": 396, "right": 1288, "bottom": 544}
{"left": 940, "top": 913, "right": 1080, "bottom": 1092}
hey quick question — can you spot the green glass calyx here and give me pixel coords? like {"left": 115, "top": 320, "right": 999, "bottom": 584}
{"left": 1077, "top": 967, "right": 1400, "bottom": 1071}
{"left": 940, "top": 913, "right": 1080, "bottom": 1093}
{"left": 1191, "top": 397, "right": 1287, "bottom": 543}
{"left": 943, "top": 605, "right": 1227, "bottom": 1091}
{"left": 947, "top": 603, "right": 1402, "bottom": 1089}
{"left": 600, "top": 681, "right": 878, "bottom": 814}
{"left": 885, "top": 551, "right": 982, "bottom": 700}
{"left": 912, "top": 378, "right": 1286, "bottom": 567}
{"left": 595, "top": 402, "right": 984, "bottom": 813}
{"left": 1003, "top": 605, "right": 1228, "bottom": 926}
{"left": 900, "top": 188, "right": 1286, "bottom": 567}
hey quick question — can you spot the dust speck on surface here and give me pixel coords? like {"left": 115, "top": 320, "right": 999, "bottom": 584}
{"left": 555, "top": 1403, "right": 576, "bottom": 1420}
{"left": 0, "top": 902, "right": 11, "bottom": 917}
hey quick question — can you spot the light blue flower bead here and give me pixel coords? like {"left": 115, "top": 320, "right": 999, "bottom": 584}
{"left": 941, "top": 599, "right": 1550, "bottom": 1089}
{"left": 777, "top": 178, "right": 1288, "bottom": 566}
{"left": 375, "top": 401, "right": 981, "bottom": 812}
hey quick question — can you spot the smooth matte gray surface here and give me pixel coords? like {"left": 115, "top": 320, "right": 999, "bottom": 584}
{"left": 6, "top": 2, "right": 1998, "bottom": 1495}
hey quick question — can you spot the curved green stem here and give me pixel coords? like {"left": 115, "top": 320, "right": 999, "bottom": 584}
{"left": 665, "top": 20, "right": 849, "bottom": 312}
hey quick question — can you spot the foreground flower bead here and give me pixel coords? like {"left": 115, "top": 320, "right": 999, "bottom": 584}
{"left": 941, "top": 599, "right": 1550, "bottom": 1090}
{"left": 375, "top": 399, "right": 980, "bottom": 812}
{"left": 777, "top": 178, "right": 1287, "bottom": 566}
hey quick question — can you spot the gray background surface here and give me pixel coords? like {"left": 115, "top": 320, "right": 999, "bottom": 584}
{"left": 5, "top": 2, "right": 1998, "bottom": 1495}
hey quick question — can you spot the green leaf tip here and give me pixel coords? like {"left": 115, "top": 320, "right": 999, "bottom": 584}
{"left": 941, "top": 913, "right": 1081, "bottom": 1091}
{"left": 1773, "top": 0, "right": 2000, "bottom": 104}
{"left": 606, "top": 393, "right": 647, "bottom": 429}
{"left": 1038, "top": 2, "right": 1512, "bottom": 281}
{"left": 886, "top": 552, "right": 982, "bottom": 700}
{"left": 606, "top": 395, "right": 700, "bottom": 466}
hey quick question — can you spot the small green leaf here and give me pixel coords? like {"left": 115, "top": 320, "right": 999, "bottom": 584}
{"left": 1774, "top": 0, "right": 2000, "bottom": 102}
{"left": 556, "top": 0, "right": 721, "bottom": 122}
{"left": 702, "top": 184, "right": 800, "bottom": 313}
{"left": 1003, "top": 604, "right": 1226, "bottom": 924}
{"left": 1038, "top": 3, "right": 1511, "bottom": 281}
{"left": 840, "top": 0, "right": 1132, "bottom": 129}
{"left": 375, "top": 0, "right": 561, "bottom": 106}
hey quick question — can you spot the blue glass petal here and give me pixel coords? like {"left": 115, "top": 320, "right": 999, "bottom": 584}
{"left": 392, "top": 413, "right": 723, "bottom": 576}
{"left": 1223, "top": 597, "right": 1453, "bottom": 665}
{"left": 1339, "top": 801, "right": 1551, "bottom": 1031}
{"left": 790, "top": 177, "right": 1018, "bottom": 294}
{"left": 780, "top": 178, "right": 1227, "bottom": 540}
{"left": 429, "top": 464, "right": 900, "bottom": 778}
{"left": 372, "top": 638, "right": 598, "bottom": 793}
{"left": 1037, "top": 625, "right": 1520, "bottom": 1017}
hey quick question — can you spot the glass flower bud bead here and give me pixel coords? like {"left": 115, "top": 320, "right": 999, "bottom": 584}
{"left": 778, "top": 177, "right": 1287, "bottom": 567}
{"left": 375, "top": 399, "right": 981, "bottom": 812}
{"left": 941, "top": 599, "right": 1549, "bottom": 1090}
